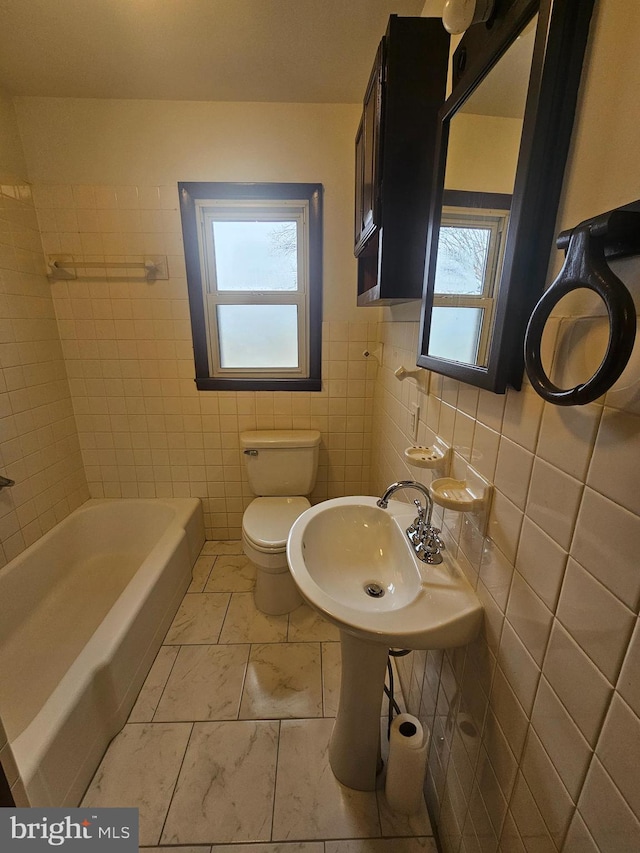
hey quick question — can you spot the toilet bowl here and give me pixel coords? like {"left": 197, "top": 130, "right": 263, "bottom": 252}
{"left": 242, "top": 496, "right": 310, "bottom": 615}
{"left": 240, "top": 430, "right": 321, "bottom": 615}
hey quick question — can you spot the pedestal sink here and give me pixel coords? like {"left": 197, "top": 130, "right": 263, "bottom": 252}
{"left": 286, "top": 495, "right": 483, "bottom": 791}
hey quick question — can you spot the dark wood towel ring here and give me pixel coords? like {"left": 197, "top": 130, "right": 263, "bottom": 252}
{"left": 524, "top": 208, "right": 639, "bottom": 406}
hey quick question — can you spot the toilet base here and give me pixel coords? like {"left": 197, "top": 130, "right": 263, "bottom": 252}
{"left": 242, "top": 531, "right": 303, "bottom": 616}
{"left": 254, "top": 565, "right": 302, "bottom": 615}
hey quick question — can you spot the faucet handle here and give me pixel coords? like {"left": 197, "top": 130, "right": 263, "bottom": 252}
{"left": 413, "top": 498, "right": 426, "bottom": 519}
{"left": 424, "top": 526, "right": 445, "bottom": 552}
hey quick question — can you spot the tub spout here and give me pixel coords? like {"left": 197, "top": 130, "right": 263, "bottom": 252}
{"left": 0, "top": 474, "right": 15, "bottom": 490}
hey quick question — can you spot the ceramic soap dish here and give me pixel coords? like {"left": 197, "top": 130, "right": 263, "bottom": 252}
{"left": 404, "top": 438, "right": 451, "bottom": 473}
{"left": 429, "top": 466, "right": 493, "bottom": 532}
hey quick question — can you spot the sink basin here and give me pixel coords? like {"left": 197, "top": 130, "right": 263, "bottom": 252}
{"left": 287, "top": 495, "right": 483, "bottom": 650}
{"left": 287, "top": 495, "right": 484, "bottom": 791}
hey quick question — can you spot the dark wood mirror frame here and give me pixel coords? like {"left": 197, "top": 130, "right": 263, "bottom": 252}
{"left": 417, "top": 0, "right": 595, "bottom": 392}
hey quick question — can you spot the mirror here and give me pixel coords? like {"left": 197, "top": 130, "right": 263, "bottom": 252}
{"left": 418, "top": 0, "right": 595, "bottom": 392}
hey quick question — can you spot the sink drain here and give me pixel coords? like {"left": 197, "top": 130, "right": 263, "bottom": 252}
{"left": 364, "top": 582, "right": 385, "bottom": 598}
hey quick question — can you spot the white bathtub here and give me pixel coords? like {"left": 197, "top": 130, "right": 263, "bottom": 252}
{"left": 0, "top": 498, "right": 204, "bottom": 807}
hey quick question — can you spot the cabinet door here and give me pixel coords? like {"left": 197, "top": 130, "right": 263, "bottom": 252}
{"left": 354, "top": 40, "right": 384, "bottom": 254}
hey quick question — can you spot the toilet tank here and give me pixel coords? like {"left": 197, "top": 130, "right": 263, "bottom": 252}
{"left": 240, "top": 430, "right": 321, "bottom": 496}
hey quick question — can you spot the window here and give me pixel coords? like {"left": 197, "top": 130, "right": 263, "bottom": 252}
{"left": 429, "top": 206, "right": 508, "bottom": 366}
{"left": 179, "top": 182, "right": 323, "bottom": 390}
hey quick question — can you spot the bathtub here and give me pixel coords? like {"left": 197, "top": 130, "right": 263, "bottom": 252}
{"left": 0, "top": 497, "right": 204, "bottom": 807}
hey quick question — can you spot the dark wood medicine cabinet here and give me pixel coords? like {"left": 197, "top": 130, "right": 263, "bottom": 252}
{"left": 354, "top": 15, "right": 450, "bottom": 306}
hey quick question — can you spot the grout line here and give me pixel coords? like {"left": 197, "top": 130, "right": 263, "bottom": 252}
{"left": 156, "top": 721, "right": 194, "bottom": 847}
{"left": 199, "top": 552, "right": 217, "bottom": 592}
{"left": 320, "top": 641, "right": 326, "bottom": 718}
{"left": 269, "top": 719, "right": 282, "bottom": 842}
{"left": 236, "top": 642, "right": 252, "bottom": 720}
{"left": 149, "top": 644, "right": 181, "bottom": 723}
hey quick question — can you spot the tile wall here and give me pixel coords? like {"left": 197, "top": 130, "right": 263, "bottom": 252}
{"left": 0, "top": 179, "right": 88, "bottom": 566}
{"left": 371, "top": 305, "right": 640, "bottom": 852}
{"left": 33, "top": 181, "right": 378, "bottom": 539}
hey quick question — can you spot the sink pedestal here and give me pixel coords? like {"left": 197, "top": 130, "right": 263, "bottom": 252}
{"left": 329, "top": 630, "right": 389, "bottom": 791}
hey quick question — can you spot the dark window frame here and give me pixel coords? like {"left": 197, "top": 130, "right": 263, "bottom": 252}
{"left": 179, "top": 181, "right": 323, "bottom": 391}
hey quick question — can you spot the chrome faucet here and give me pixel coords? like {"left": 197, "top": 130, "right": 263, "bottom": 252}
{"left": 0, "top": 474, "right": 15, "bottom": 490}
{"left": 377, "top": 480, "right": 444, "bottom": 564}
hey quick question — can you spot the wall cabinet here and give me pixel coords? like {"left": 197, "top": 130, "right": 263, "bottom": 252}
{"left": 354, "top": 16, "right": 449, "bottom": 306}
{"left": 354, "top": 41, "right": 383, "bottom": 253}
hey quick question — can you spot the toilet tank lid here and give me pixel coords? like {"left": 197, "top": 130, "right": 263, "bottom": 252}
{"left": 240, "top": 430, "right": 321, "bottom": 449}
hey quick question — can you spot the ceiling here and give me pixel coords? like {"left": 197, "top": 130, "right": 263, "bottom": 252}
{"left": 0, "top": 0, "right": 429, "bottom": 103}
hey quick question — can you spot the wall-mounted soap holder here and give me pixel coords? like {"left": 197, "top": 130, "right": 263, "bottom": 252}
{"left": 429, "top": 466, "right": 493, "bottom": 533}
{"left": 404, "top": 438, "right": 451, "bottom": 474}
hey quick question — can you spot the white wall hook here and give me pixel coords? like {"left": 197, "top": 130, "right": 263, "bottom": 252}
{"left": 363, "top": 344, "right": 384, "bottom": 364}
{"left": 394, "top": 365, "right": 422, "bottom": 382}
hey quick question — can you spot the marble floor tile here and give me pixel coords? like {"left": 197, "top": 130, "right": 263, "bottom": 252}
{"left": 188, "top": 555, "right": 216, "bottom": 593}
{"left": 376, "top": 788, "right": 433, "bottom": 838}
{"left": 154, "top": 644, "right": 249, "bottom": 721}
{"left": 288, "top": 603, "right": 341, "bottom": 642}
{"left": 164, "top": 592, "right": 230, "bottom": 644}
{"left": 272, "top": 718, "right": 381, "bottom": 841}
{"left": 161, "top": 720, "right": 279, "bottom": 845}
{"left": 321, "top": 642, "right": 341, "bottom": 717}
{"left": 84, "top": 544, "right": 431, "bottom": 852}
{"left": 129, "top": 645, "right": 179, "bottom": 722}
{"left": 219, "top": 592, "right": 288, "bottom": 644}
{"left": 239, "top": 643, "right": 323, "bottom": 720}
{"left": 209, "top": 845, "right": 323, "bottom": 853}
{"left": 200, "top": 540, "right": 244, "bottom": 556}
{"left": 81, "top": 722, "right": 191, "bottom": 847}
{"left": 205, "top": 554, "right": 256, "bottom": 592}
{"left": 325, "top": 840, "right": 437, "bottom": 852}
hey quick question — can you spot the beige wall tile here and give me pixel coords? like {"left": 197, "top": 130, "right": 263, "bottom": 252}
{"left": 571, "top": 488, "right": 640, "bottom": 610}
{"left": 526, "top": 459, "right": 583, "bottom": 551}
{"left": 618, "top": 619, "right": 640, "bottom": 718}
{"left": 516, "top": 517, "right": 568, "bottom": 610}
{"left": 597, "top": 694, "right": 640, "bottom": 820}
{"left": 556, "top": 559, "right": 635, "bottom": 682}
{"left": 520, "top": 728, "right": 575, "bottom": 847}
{"left": 531, "top": 676, "right": 592, "bottom": 801}
{"left": 587, "top": 408, "right": 640, "bottom": 517}
{"left": 537, "top": 402, "right": 602, "bottom": 480}
{"left": 578, "top": 757, "right": 640, "bottom": 853}
{"left": 542, "top": 622, "right": 612, "bottom": 747}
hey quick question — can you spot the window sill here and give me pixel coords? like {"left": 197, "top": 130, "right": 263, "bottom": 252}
{"left": 195, "top": 377, "right": 322, "bottom": 392}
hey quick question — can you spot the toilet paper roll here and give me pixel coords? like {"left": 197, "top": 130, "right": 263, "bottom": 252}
{"left": 384, "top": 713, "right": 429, "bottom": 815}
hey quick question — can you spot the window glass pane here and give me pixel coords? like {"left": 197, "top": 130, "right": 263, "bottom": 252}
{"left": 212, "top": 221, "right": 298, "bottom": 291}
{"left": 428, "top": 306, "right": 483, "bottom": 363}
{"left": 217, "top": 304, "right": 299, "bottom": 368}
{"left": 434, "top": 226, "right": 491, "bottom": 295}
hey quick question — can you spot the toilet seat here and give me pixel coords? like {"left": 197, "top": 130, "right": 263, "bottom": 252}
{"left": 242, "top": 496, "right": 310, "bottom": 552}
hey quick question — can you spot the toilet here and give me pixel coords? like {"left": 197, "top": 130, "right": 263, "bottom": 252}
{"left": 240, "top": 429, "right": 321, "bottom": 615}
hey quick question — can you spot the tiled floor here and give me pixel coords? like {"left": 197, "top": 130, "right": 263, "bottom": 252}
{"left": 81, "top": 541, "right": 437, "bottom": 852}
